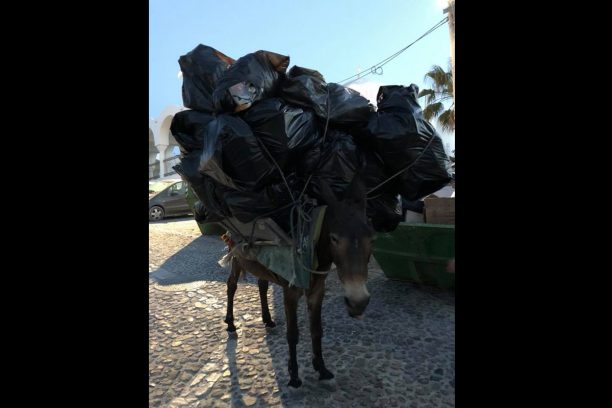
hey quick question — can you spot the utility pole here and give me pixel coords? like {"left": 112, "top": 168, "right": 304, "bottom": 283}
{"left": 443, "top": 0, "right": 455, "bottom": 108}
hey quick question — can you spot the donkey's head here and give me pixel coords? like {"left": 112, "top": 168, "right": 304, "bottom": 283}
{"left": 320, "top": 176, "right": 375, "bottom": 319}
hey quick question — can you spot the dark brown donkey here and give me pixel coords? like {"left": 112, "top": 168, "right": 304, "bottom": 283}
{"left": 224, "top": 177, "right": 375, "bottom": 388}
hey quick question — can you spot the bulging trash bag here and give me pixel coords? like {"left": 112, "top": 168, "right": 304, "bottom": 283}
{"left": 401, "top": 197, "right": 424, "bottom": 214}
{"left": 224, "top": 189, "right": 278, "bottom": 223}
{"left": 308, "top": 129, "right": 362, "bottom": 199}
{"left": 375, "top": 84, "right": 424, "bottom": 113}
{"left": 223, "top": 176, "right": 298, "bottom": 227}
{"left": 213, "top": 50, "right": 289, "bottom": 113}
{"left": 296, "top": 142, "right": 322, "bottom": 176}
{"left": 170, "top": 109, "right": 215, "bottom": 154}
{"left": 200, "top": 114, "right": 278, "bottom": 191}
{"left": 360, "top": 150, "right": 397, "bottom": 195}
{"left": 360, "top": 151, "right": 403, "bottom": 232}
{"left": 367, "top": 193, "right": 402, "bottom": 233}
{"left": 326, "top": 82, "right": 374, "bottom": 127}
{"left": 281, "top": 65, "right": 374, "bottom": 126}
{"left": 368, "top": 84, "right": 451, "bottom": 201}
{"left": 241, "top": 98, "right": 320, "bottom": 171}
{"left": 193, "top": 200, "right": 207, "bottom": 223}
{"left": 179, "top": 44, "right": 235, "bottom": 113}
{"left": 174, "top": 151, "right": 231, "bottom": 221}
{"left": 280, "top": 66, "right": 329, "bottom": 116}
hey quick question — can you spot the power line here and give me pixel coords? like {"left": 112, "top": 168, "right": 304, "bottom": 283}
{"left": 337, "top": 17, "right": 449, "bottom": 86}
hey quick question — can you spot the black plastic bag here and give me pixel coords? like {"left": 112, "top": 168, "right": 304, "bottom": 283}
{"left": 213, "top": 50, "right": 289, "bottom": 113}
{"left": 327, "top": 83, "right": 374, "bottom": 126}
{"left": 200, "top": 114, "right": 278, "bottom": 191}
{"left": 241, "top": 98, "right": 320, "bottom": 171}
{"left": 280, "top": 66, "right": 373, "bottom": 126}
{"left": 367, "top": 193, "right": 402, "bottom": 233}
{"left": 170, "top": 110, "right": 215, "bottom": 154}
{"left": 376, "top": 84, "right": 423, "bottom": 113}
{"left": 401, "top": 197, "right": 424, "bottom": 214}
{"left": 297, "top": 142, "right": 322, "bottom": 176}
{"left": 224, "top": 189, "right": 278, "bottom": 223}
{"left": 368, "top": 84, "right": 451, "bottom": 200}
{"left": 361, "top": 151, "right": 403, "bottom": 232}
{"left": 308, "top": 129, "right": 362, "bottom": 199}
{"left": 223, "top": 176, "right": 298, "bottom": 228}
{"left": 280, "top": 66, "right": 328, "bottom": 116}
{"left": 178, "top": 44, "right": 235, "bottom": 113}
{"left": 193, "top": 200, "right": 207, "bottom": 223}
{"left": 360, "top": 150, "right": 397, "bottom": 195}
{"left": 174, "top": 151, "right": 231, "bottom": 221}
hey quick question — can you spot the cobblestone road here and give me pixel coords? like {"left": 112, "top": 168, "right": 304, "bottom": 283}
{"left": 149, "top": 217, "right": 455, "bottom": 407}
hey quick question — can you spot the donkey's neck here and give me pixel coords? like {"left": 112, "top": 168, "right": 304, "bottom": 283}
{"left": 315, "top": 213, "right": 333, "bottom": 271}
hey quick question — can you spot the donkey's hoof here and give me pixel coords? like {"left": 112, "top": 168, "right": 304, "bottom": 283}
{"left": 318, "top": 369, "right": 335, "bottom": 381}
{"left": 264, "top": 320, "right": 276, "bottom": 328}
{"left": 287, "top": 378, "right": 302, "bottom": 388}
{"left": 226, "top": 325, "right": 237, "bottom": 333}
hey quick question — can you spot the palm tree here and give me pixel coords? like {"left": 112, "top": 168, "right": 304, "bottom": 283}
{"left": 418, "top": 63, "right": 454, "bottom": 133}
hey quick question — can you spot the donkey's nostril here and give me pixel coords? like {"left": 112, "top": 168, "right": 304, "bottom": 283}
{"left": 363, "top": 296, "right": 371, "bottom": 308}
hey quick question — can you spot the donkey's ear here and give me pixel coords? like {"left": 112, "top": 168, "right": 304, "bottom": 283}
{"left": 318, "top": 180, "right": 338, "bottom": 206}
{"left": 344, "top": 174, "right": 366, "bottom": 210}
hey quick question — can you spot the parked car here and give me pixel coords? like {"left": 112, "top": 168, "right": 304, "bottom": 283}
{"left": 149, "top": 179, "right": 192, "bottom": 221}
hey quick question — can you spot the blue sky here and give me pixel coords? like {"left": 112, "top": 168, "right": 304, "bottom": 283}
{"left": 149, "top": 0, "right": 454, "bottom": 150}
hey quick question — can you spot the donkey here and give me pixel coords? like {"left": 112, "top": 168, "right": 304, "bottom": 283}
{"left": 223, "top": 177, "right": 375, "bottom": 388}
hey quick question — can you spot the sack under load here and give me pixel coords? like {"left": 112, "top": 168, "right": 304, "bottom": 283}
{"left": 213, "top": 50, "right": 290, "bottom": 113}
{"left": 307, "top": 129, "right": 362, "bottom": 200}
{"left": 367, "top": 193, "right": 403, "bottom": 233}
{"left": 223, "top": 174, "right": 301, "bottom": 232}
{"left": 199, "top": 114, "right": 279, "bottom": 191}
{"left": 241, "top": 97, "right": 320, "bottom": 171}
{"left": 193, "top": 200, "right": 207, "bottom": 223}
{"left": 170, "top": 110, "right": 215, "bottom": 154}
{"left": 326, "top": 83, "right": 374, "bottom": 127}
{"left": 174, "top": 150, "right": 231, "bottom": 222}
{"left": 360, "top": 149, "right": 395, "bottom": 195}
{"left": 354, "top": 150, "right": 403, "bottom": 232}
{"left": 367, "top": 84, "right": 451, "bottom": 201}
{"left": 280, "top": 66, "right": 374, "bottom": 126}
{"left": 178, "top": 44, "right": 235, "bottom": 113}
{"left": 280, "top": 66, "right": 328, "bottom": 116}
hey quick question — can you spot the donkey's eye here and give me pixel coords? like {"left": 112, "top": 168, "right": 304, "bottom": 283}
{"left": 330, "top": 234, "right": 339, "bottom": 244}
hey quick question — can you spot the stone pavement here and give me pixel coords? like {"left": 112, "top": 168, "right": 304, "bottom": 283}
{"left": 149, "top": 217, "right": 455, "bottom": 407}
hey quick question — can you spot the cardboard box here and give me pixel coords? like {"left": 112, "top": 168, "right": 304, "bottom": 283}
{"left": 424, "top": 197, "right": 455, "bottom": 225}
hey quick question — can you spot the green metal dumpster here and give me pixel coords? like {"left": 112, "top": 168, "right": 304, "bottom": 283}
{"left": 372, "top": 223, "right": 455, "bottom": 290}
{"left": 185, "top": 186, "right": 226, "bottom": 236}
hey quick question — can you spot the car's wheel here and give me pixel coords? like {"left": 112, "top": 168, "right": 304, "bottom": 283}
{"left": 149, "top": 206, "right": 164, "bottom": 221}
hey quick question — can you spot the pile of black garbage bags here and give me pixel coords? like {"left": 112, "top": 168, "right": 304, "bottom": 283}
{"left": 171, "top": 44, "right": 451, "bottom": 233}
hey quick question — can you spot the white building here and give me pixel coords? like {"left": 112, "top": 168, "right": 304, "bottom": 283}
{"left": 148, "top": 105, "right": 188, "bottom": 179}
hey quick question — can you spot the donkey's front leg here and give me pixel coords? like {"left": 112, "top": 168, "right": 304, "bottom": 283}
{"left": 307, "top": 274, "right": 334, "bottom": 380}
{"left": 258, "top": 279, "right": 276, "bottom": 328}
{"left": 283, "top": 285, "right": 303, "bottom": 388}
{"left": 224, "top": 258, "right": 240, "bottom": 332}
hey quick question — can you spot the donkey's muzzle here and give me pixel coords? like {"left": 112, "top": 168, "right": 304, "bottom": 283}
{"left": 344, "top": 295, "right": 370, "bottom": 318}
